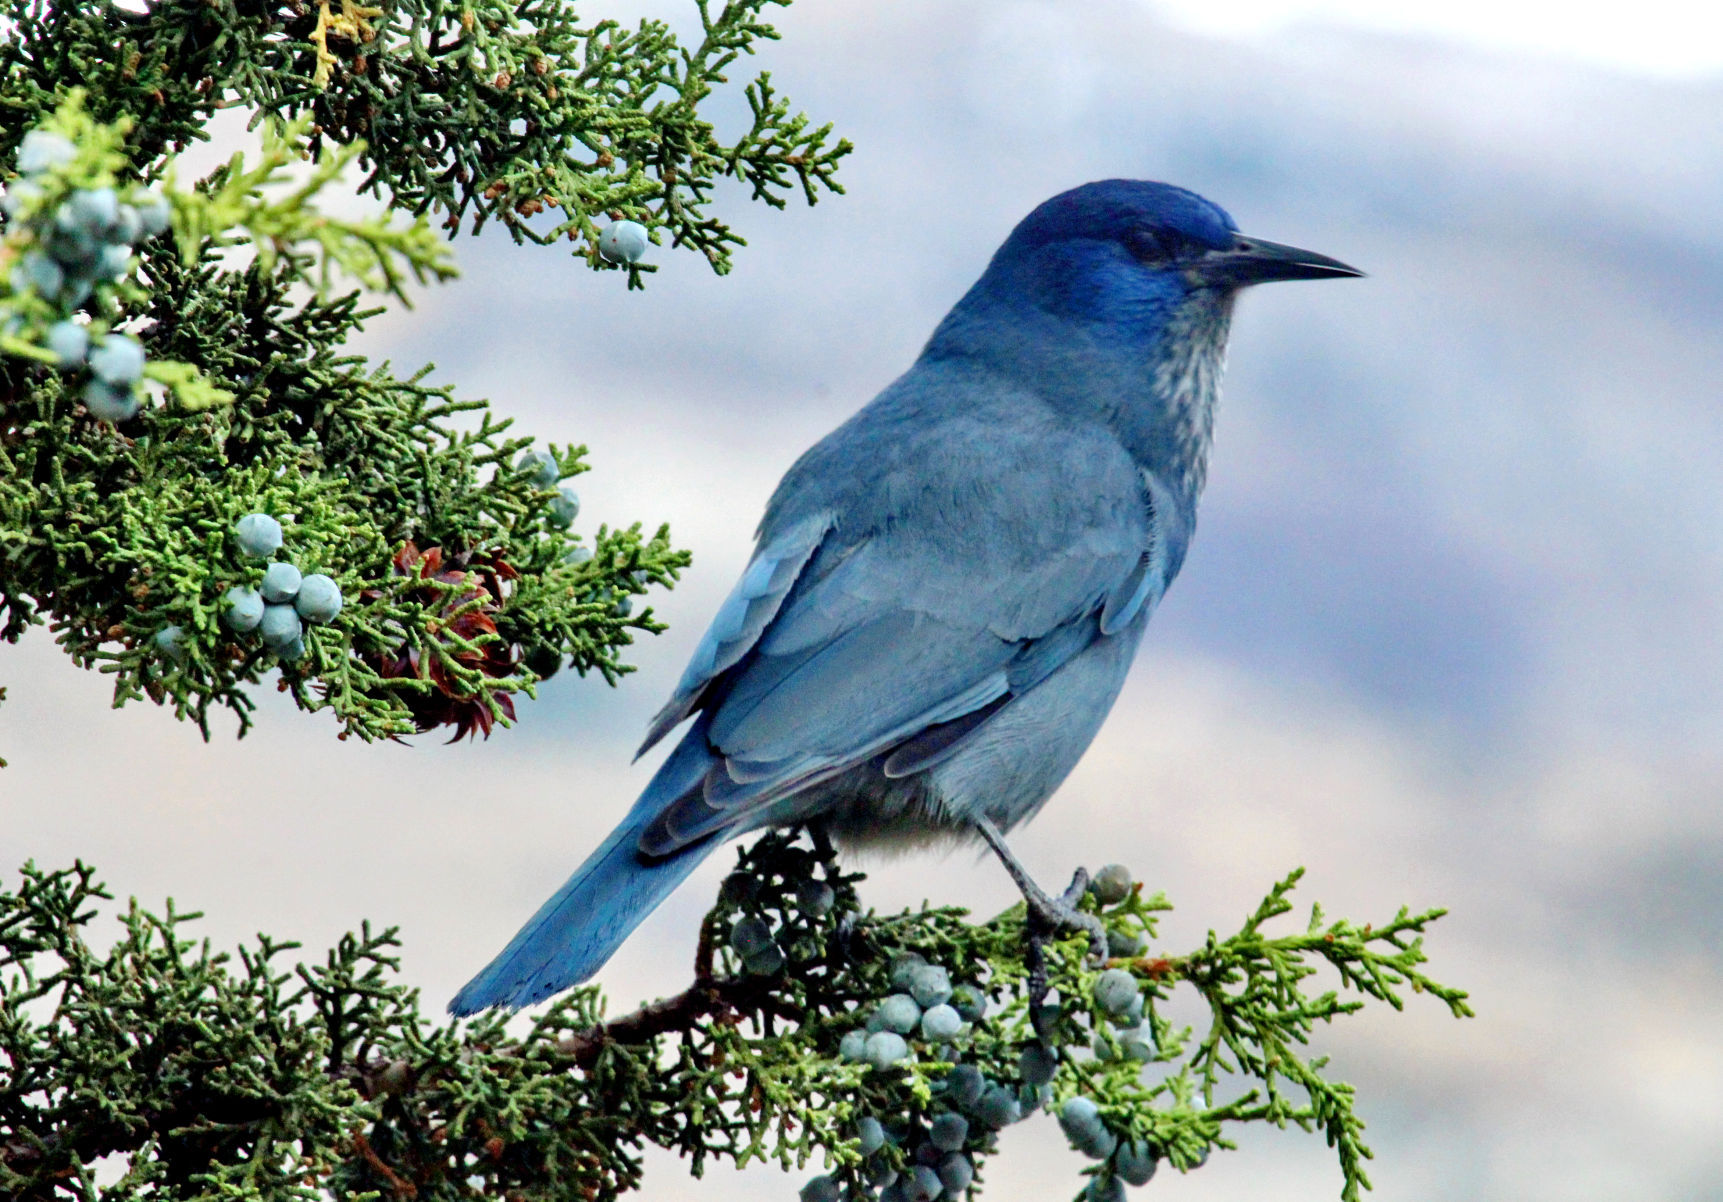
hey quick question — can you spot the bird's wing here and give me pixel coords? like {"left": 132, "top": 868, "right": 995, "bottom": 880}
{"left": 638, "top": 511, "right": 833, "bottom": 757}
{"left": 633, "top": 410, "right": 1160, "bottom": 856}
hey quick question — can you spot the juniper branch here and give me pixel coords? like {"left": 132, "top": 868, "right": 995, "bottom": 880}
{"left": 0, "top": 841, "right": 1471, "bottom": 1202}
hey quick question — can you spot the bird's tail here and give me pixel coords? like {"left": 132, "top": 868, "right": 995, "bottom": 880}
{"left": 448, "top": 723, "right": 721, "bottom": 1015}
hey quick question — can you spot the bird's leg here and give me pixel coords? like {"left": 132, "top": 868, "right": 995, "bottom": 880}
{"left": 1023, "top": 914, "right": 1051, "bottom": 1044}
{"left": 807, "top": 822, "right": 837, "bottom": 865}
{"left": 973, "top": 814, "right": 1108, "bottom": 966}
{"left": 1021, "top": 867, "right": 1098, "bottom": 1045}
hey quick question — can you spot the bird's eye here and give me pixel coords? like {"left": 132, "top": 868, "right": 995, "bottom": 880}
{"left": 1125, "top": 226, "right": 1196, "bottom": 265}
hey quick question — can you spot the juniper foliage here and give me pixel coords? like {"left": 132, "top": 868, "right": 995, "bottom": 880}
{"left": 0, "top": 0, "right": 850, "bottom": 745}
{"left": 0, "top": 0, "right": 851, "bottom": 281}
{"left": 0, "top": 842, "right": 1472, "bottom": 1202}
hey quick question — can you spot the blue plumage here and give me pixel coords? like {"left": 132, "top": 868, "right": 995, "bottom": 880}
{"left": 449, "top": 180, "right": 1360, "bottom": 1014}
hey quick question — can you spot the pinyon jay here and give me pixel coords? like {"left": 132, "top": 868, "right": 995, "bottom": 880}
{"left": 450, "top": 179, "right": 1360, "bottom": 1015}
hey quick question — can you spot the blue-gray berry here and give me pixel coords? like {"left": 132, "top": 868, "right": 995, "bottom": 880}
{"left": 1086, "top": 1174, "right": 1127, "bottom": 1202}
{"left": 838, "top": 1029, "right": 868, "bottom": 1063}
{"left": 153, "top": 625, "right": 187, "bottom": 662}
{"left": 928, "top": 1112, "right": 968, "bottom": 1152}
{"left": 874, "top": 993, "right": 921, "bottom": 1035}
{"left": 613, "top": 595, "right": 633, "bottom": 618}
{"left": 46, "top": 219, "right": 100, "bottom": 270}
{"left": 876, "top": 1179, "right": 906, "bottom": 1202}
{"left": 18, "top": 130, "right": 76, "bottom": 176}
{"left": 294, "top": 573, "right": 343, "bottom": 623}
{"left": 1093, "top": 969, "right": 1139, "bottom": 1017}
{"left": 856, "top": 1116, "right": 886, "bottom": 1156}
{"left": 46, "top": 321, "right": 89, "bottom": 366}
{"left": 1119, "top": 1026, "right": 1155, "bottom": 1063}
{"left": 234, "top": 513, "right": 283, "bottom": 558}
{"left": 972, "top": 1084, "right": 1021, "bottom": 1129}
{"left": 949, "top": 984, "right": 987, "bottom": 1022}
{"left": 908, "top": 964, "right": 952, "bottom": 1008}
{"left": 1058, "top": 1097, "right": 1100, "bottom": 1135}
{"left": 81, "top": 378, "right": 139, "bottom": 422}
{"left": 96, "top": 243, "right": 130, "bottom": 281}
{"left": 517, "top": 448, "right": 559, "bottom": 487}
{"left": 1017, "top": 1043, "right": 1058, "bottom": 1086}
{"left": 134, "top": 191, "right": 170, "bottom": 236}
{"left": 1090, "top": 864, "right": 1133, "bottom": 905}
{"left": 869, "top": 1162, "right": 899, "bottom": 1189}
{"left": 1, "top": 178, "right": 43, "bottom": 218}
{"left": 905, "top": 1165, "right": 942, "bottom": 1202}
{"left": 108, "top": 204, "right": 142, "bottom": 246}
{"left": 889, "top": 953, "right": 927, "bottom": 992}
{"left": 729, "top": 916, "right": 774, "bottom": 957}
{"left": 1079, "top": 1127, "right": 1121, "bottom": 1161}
{"left": 259, "top": 603, "right": 303, "bottom": 650}
{"left": 1058, "top": 1097, "right": 1117, "bottom": 1160}
{"left": 58, "top": 271, "right": 95, "bottom": 310}
{"left": 944, "top": 1064, "right": 985, "bottom": 1109}
{"left": 1113, "top": 1139, "right": 1158, "bottom": 1187}
{"left": 15, "top": 251, "right": 64, "bottom": 300}
{"left": 562, "top": 545, "right": 593, "bottom": 565}
{"left": 1106, "top": 927, "right": 1146, "bottom": 958}
{"left": 919, "top": 1004, "right": 962, "bottom": 1043}
{"left": 744, "top": 943, "right": 785, "bottom": 976}
{"left": 68, "top": 187, "right": 118, "bottom": 235}
{"left": 799, "top": 1175, "right": 841, "bottom": 1202}
{"left": 936, "top": 1152, "right": 973, "bottom": 1196}
{"left": 261, "top": 561, "right": 303, "bottom": 603}
{"left": 87, "top": 334, "right": 144, "bottom": 385}
{"left": 598, "top": 220, "right": 649, "bottom": 263}
{"left": 862, "top": 1031, "right": 909, "bottom": 1069}
{"left": 795, "top": 878, "right": 836, "bottom": 916}
{"left": 547, "top": 486, "right": 580, "bottom": 528}
{"left": 223, "top": 586, "right": 265, "bottom": 633}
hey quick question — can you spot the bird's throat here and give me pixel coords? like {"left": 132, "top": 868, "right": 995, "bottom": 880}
{"left": 1113, "top": 290, "right": 1234, "bottom": 510}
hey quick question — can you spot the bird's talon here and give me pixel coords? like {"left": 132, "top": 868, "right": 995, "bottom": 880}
{"left": 1061, "top": 867, "right": 1091, "bottom": 907}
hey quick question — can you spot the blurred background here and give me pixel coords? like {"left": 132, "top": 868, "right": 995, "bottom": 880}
{"left": 7, "top": 1, "right": 1723, "bottom": 1198}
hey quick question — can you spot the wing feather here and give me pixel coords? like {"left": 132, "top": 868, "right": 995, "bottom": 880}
{"left": 634, "top": 392, "right": 1172, "bottom": 858}
{"left": 637, "top": 512, "right": 832, "bottom": 756}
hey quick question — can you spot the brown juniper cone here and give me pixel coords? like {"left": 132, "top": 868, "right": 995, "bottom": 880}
{"left": 363, "top": 541, "right": 520, "bottom": 742}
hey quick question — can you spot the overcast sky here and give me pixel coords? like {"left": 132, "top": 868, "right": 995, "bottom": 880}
{"left": 7, "top": 3, "right": 1723, "bottom": 1201}
{"left": 1147, "top": 0, "right": 1723, "bottom": 76}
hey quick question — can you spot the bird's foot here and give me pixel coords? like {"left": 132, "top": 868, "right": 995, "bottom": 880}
{"left": 1026, "top": 866, "right": 1108, "bottom": 962}
{"left": 973, "top": 815, "right": 1109, "bottom": 968}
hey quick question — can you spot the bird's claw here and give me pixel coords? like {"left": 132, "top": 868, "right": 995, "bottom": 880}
{"left": 1026, "top": 866, "right": 1107, "bottom": 964}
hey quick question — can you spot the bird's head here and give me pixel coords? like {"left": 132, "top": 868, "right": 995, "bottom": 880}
{"left": 971, "top": 179, "right": 1361, "bottom": 329}
{"left": 921, "top": 180, "right": 1361, "bottom": 515}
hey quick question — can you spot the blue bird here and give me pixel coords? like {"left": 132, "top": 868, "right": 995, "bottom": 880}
{"left": 450, "top": 179, "right": 1360, "bottom": 1015}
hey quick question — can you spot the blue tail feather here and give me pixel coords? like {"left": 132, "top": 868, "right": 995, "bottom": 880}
{"left": 448, "top": 721, "right": 721, "bottom": 1015}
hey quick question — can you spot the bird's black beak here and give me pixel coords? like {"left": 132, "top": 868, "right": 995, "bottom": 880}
{"left": 1190, "top": 234, "right": 1364, "bottom": 287}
